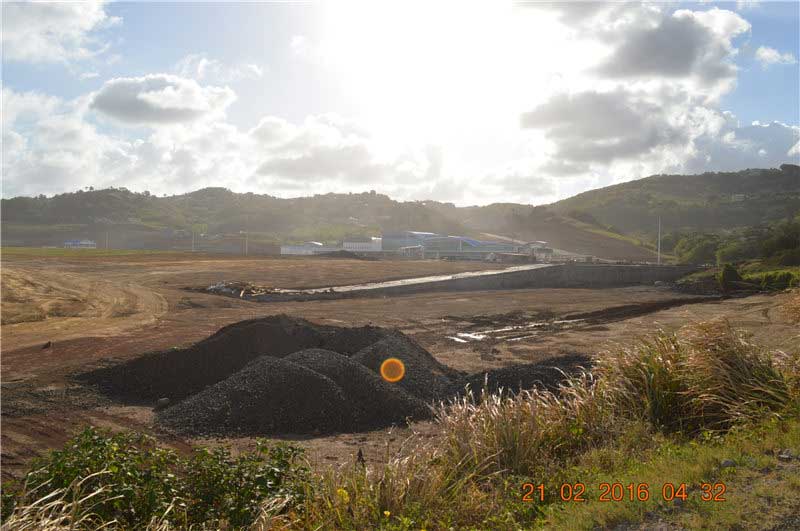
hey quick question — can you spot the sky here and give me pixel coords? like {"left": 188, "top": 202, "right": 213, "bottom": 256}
{"left": 2, "top": 1, "right": 799, "bottom": 206}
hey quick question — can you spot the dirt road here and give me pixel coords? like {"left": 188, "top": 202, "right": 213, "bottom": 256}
{"left": 2, "top": 266, "right": 168, "bottom": 350}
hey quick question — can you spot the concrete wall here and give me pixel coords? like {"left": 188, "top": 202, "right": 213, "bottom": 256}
{"left": 558, "top": 264, "right": 698, "bottom": 288}
{"left": 247, "top": 263, "right": 698, "bottom": 302}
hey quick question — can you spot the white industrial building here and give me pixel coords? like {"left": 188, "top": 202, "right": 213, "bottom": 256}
{"left": 343, "top": 237, "right": 382, "bottom": 253}
{"left": 281, "top": 236, "right": 383, "bottom": 256}
{"left": 64, "top": 239, "right": 97, "bottom": 249}
{"left": 280, "top": 242, "right": 342, "bottom": 255}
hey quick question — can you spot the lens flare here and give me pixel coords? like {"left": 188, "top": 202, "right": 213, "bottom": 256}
{"left": 380, "top": 357, "right": 406, "bottom": 383}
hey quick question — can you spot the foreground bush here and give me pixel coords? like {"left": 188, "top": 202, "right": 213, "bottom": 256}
{"left": 1, "top": 429, "right": 307, "bottom": 529}
{"left": 600, "top": 320, "right": 794, "bottom": 432}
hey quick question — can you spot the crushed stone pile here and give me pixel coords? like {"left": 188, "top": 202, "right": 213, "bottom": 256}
{"left": 84, "top": 315, "right": 588, "bottom": 436}
{"left": 285, "top": 349, "right": 429, "bottom": 429}
{"left": 81, "top": 315, "right": 386, "bottom": 402}
{"left": 352, "top": 332, "right": 463, "bottom": 401}
{"left": 157, "top": 356, "right": 350, "bottom": 435}
{"left": 457, "top": 354, "right": 591, "bottom": 397}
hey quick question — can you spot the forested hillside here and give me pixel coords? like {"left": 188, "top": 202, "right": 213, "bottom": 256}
{"left": 550, "top": 165, "right": 799, "bottom": 236}
{"left": 2, "top": 166, "right": 797, "bottom": 261}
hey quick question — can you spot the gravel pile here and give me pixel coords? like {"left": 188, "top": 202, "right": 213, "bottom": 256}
{"left": 285, "top": 349, "right": 429, "bottom": 429}
{"left": 86, "top": 314, "right": 590, "bottom": 437}
{"left": 158, "top": 356, "right": 350, "bottom": 436}
{"left": 81, "top": 315, "right": 388, "bottom": 401}
{"left": 456, "top": 354, "right": 591, "bottom": 397}
{"left": 352, "top": 331, "right": 463, "bottom": 401}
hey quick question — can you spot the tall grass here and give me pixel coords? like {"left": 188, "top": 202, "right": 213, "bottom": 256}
{"left": 597, "top": 320, "right": 792, "bottom": 432}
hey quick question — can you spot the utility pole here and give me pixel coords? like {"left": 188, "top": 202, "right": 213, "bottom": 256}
{"left": 191, "top": 231, "right": 195, "bottom": 252}
{"left": 105, "top": 231, "right": 109, "bottom": 250}
{"left": 241, "top": 231, "right": 248, "bottom": 256}
{"left": 657, "top": 216, "right": 662, "bottom": 266}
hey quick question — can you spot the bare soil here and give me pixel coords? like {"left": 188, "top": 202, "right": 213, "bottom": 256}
{"left": 2, "top": 252, "right": 798, "bottom": 480}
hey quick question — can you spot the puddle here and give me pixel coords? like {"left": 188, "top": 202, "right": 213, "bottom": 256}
{"left": 444, "top": 318, "right": 585, "bottom": 344}
{"left": 204, "top": 264, "right": 555, "bottom": 301}
{"left": 457, "top": 332, "right": 488, "bottom": 341}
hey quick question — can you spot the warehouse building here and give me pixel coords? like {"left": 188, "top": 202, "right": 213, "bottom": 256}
{"left": 343, "top": 237, "right": 382, "bottom": 253}
{"left": 63, "top": 239, "right": 97, "bottom": 249}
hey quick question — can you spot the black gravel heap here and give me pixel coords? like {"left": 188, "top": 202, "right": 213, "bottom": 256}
{"left": 455, "top": 354, "right": 591, "bottom": 397}
{"left": 80, "top": 315, "right": 390, "bottom": 402}
{"left": 157, "top": 356, "right": 350, "bottom": 436}
{"left": 285, "top": 349, "right": 429, "bottom": 429}
{"left": 352, "top": 332, "right": 462, "bottom": 401}
{"left": 83, "top": 315, "right": 590, "bottom": 437}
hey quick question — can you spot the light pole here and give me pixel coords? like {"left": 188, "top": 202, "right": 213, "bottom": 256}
{"left": 657, "top": 216, "right": 662, "bottom": 266}
{"left": 240, "top": 231, "right": 248, "bottom": 256}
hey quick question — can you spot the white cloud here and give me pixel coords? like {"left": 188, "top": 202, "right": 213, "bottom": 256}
{"left": 596, "top": 8, "right": 749, "bottom": 87}
{"left": 2, "top": 3, "right": 798, "bottom": 206}
{"left": 512, "top": 3, "right": 799, "bottom": 190}
{"left": 684, "top": 119, "right": 800, "bottom": 172}
{"left": 2, "top": 89, "right": 132, "bottom": 197}
{"left": 1, "top": 1, "right": 119, "bottom": 64}
{"left": 79, "top": 72, "right": 100, "bottom": 81}
{"left": 736, "top": 0, "right": 761, "bottom": 11}
{"left": 252, "top": 114, "right": 435, "bottom": 189}
{"left": 755, "top": 46, "right": 798, "bottom": 68}
{"left": 1, "top": 88, "right": 61, "bottom": 128}
{"left": 90, "top": 74, "right": 236, "bottom": 125}
{"left": 521, "top": 89, "right": 687, "bottom": 164}
{"left": 174, "top": 54, "right": 264, "bottom": 83}
{"left": 3, "top": 87, "right": 443, "bottom": 200}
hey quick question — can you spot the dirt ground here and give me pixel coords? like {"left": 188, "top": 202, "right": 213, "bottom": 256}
{"left": 2, "top": 251, "right": 798, "bottom": 480}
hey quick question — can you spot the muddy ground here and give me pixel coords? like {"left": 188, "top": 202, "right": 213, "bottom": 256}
{"left": 2, "top": 252, "right": 798, "bottom": 480}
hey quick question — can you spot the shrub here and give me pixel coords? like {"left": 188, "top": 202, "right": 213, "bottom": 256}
{"left": 597, "top": 320, "right": 793, "bottom": 433}
{"left": 715, "top": 239, "right": 759, "bottom": 264}
{"left": 717, "top": 263, "right": 742, "bottom": 291}
{"left": 768, "top": 248, "right": 800, "bottom": 266}
{"left": 2, "top": 428, "right": 307, "bottom": 529}
{"left": 674, "top": 233, "right": 720, "bottom": 264}
{"left": 568, "top": 209, "right": 600, "bottom": 225}
{"left": 759, "top": 271, "right": 797, "bottom": 291}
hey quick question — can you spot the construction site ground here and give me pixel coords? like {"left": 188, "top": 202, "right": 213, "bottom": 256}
{"left": 2, "top": 251, "right": 798, "bottom": 480}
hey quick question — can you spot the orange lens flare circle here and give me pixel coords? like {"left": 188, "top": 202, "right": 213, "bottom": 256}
{"left": 380, "top": 358, "right": 406, "bottom": 383}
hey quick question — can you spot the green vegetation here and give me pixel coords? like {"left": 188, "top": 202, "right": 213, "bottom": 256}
{"left": 670, "top": 215, "right": 800, "bottom": 266}
{"left": 1, "top": 188, "right": 469, "bottom": 248}
{"left": 678, "top": 262, "right": 799, "bottom": 293}
{"left": 552, "top": 165, "right": 800, "bottom": 237}
{"left": 545, "top": 417, "right": 800, "bottom": 530}
{"left": 2, "top": 167, "right": 797, "bottom": 256}
{"left": 2, "top": 430, "right": 307, "bottom": 529}
{"left": 717, "top": 263, "right": 743, "bottom": 292}
{"left": 3, "top": 316, "right": 799, "bottom": 530}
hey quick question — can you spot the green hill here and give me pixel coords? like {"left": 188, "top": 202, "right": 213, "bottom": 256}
{"left": 550, "top": 165, "right": 800, "bottom": 236}
{"left": 2, "top": 165, "right": 797, "bottom": 261}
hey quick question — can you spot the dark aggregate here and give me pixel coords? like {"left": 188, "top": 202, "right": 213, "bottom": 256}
{"left": 84, "top": 315, "right": 587, "bottom": 436}
{"left": 455, "top": 354, "right": 592, "bottom": 397}
{"left": 285, "top": 348, "right": 430, "bottom": 429}
{"left": 352, "top": 332, "right": 463, "bottom": 401}
{"left": 80, "top": 314, "right": 387, "bottom": 402}
{"left": 157, "top": 356, "right": 350, "bottom": 436}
